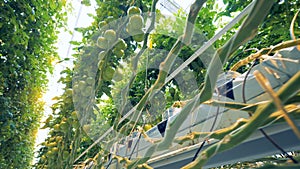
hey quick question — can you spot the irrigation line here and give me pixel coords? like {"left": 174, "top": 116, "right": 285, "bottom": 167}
{"left": 105, "top": 154, "right": 113, "bottom": 169}
{"left": 129, "top": 131, "right": 143, "bottom": 160}
{"left": 73, "top": 1, "right": 254, "bottom": 164}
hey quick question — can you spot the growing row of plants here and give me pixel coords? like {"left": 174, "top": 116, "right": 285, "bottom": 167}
{"left": 0, "top": 0, "right": 67, "bottom": 168}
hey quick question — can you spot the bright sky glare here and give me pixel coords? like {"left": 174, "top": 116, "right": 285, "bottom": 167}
{"left": 34, "top": 0, "right": 96, "bottom": 157}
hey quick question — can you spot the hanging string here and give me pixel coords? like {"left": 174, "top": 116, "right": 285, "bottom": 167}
{"left": 104, "top": 153, "right": 113, "bottom": 169}
{"left": 145, "top": 47, "right": 149, "bottom": 91}
{"left": 128, "top": 117, "right": 146, "bottom": 160}
{"left": 127, "top": 49, "right": 150, "bottom": 159}
{"left": 192, "top": 89, "right": 221, "bottom": 161}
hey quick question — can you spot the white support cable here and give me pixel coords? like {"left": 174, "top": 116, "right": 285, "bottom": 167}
{"left": 159, "top": 0, "right": 181, "bottom": 13}
{"left": 74, "top": 1, "right": 254, "bottom": 163}
{"left": 65, "top": 4, "right": 83, "bottom": 59}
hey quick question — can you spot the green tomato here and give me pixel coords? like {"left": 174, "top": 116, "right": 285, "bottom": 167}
{"left": 112, "top": 48, "right": 124, "bottom": 58}
{"left": 47, "top": 142, "right": 57, "bottom": 147}
{"left": 127, "top": 6, "right": 141, "bottom": 15}
{"left": 87, "top": 69, "right": 95, "bottom": 77}
{"left": 71, "top": 111, "right": 78, "bottom": 119}
{"left": 115, "top": 38, "right": 127, "bottom": 50}
{"left": 46, "top": 150, "right": 53, "bottom": 156}
{"left": 113, "top": 70, "right": 123, "bottom": 82}
{"left": 49, "top": 137, "right": 56, "bottom": 142}
{"left": 98, "top": 51, "right": 106, "bottom": 61}
{"left": 97, "top": 36, "right": 108, "bottom": 49}
{"left": 183, "top": 73, "right": 193, "bottom": 81}
{"left": 133, "top": 32, "right": 144, "bottom": 42}
{"left": 55, "top": 136, "right": 63, "bottom": 142}
{"left": 126, "top": 25, "right": 135, "bottom": 35}
{"left": 73, "top": 96, "right": 79, "bottom": 103}
{"left": 60, "top": 121, "right": 68, "bottom": 131}
{"left": 86, "top": 77, "right": 95, "bottom": 85}
{"left": 81, "top": 86, "right": 93, "bottom": 97}
{"left": 53, "top": 124, "right": 60, "bottom": 131}
{"left": 104, "top": 29, "right": 117, "bottom": 42}
{"left": 41, "top": 155, "right": 46, "bottom": 161}
{"left": 103, "top": 67, "right": 115, "bottom": 81}
{"left": 52, "top": 147, "right": 59, "bottom": 152}
{"left": 98, "top": 21, "right": 109, "bottom": 30}
{"left": 78, "top": 81, "right": 86, "bottom": 91}
{"left": 128, "top": 15, "right": 144, "bottom": 30}
{"left": 63, "top": 151, "right": 69, "bottom": 159}
{"left": 65, "top": 88, "right": 73, "bottom": 96}
{"left": 83, "top": 124, "right": 90, "bottom": 132}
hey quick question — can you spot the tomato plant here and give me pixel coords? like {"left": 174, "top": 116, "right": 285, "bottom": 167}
{"left": 0, "top": 0, "right": 67, "bottom": 168}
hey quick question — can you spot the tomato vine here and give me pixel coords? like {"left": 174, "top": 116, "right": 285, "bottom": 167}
{"left": 0, "top": 0, "right": 67, "bottom": 168}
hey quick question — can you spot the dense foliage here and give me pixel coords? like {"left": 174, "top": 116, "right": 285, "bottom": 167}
{"left": 224, "top": 0, "right": 300, "bottom": 72}
{"left": 34, "top": 0, "right": 300, "bottom": 169}
{"left": 0, "top": 0, "right": 67, "bottom": 168}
